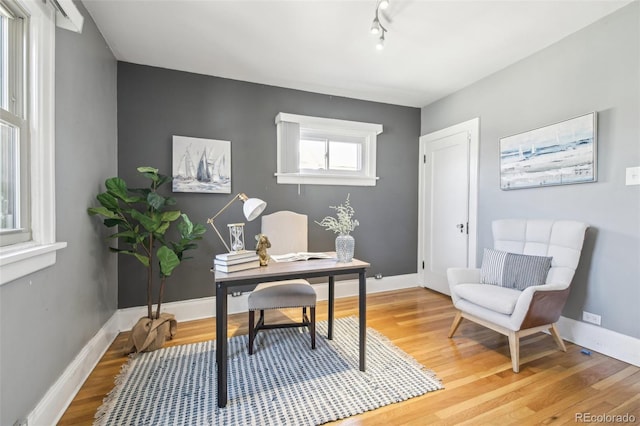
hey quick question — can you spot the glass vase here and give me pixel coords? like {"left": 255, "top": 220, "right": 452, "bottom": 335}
{"left": 335, "top": 234, "right": 355, "bottom": 263}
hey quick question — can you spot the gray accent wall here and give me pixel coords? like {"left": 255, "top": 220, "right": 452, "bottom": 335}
{"left": 421, "top": 3, "right": 640, "bottom": 338}
{"left": 0, "top": 2, "right": 118, "bottom": 424}
{"left": 117, "top": 63, "right": 421, "bottom": 308}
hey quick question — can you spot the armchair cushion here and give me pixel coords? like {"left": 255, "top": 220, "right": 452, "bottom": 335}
{"left": 455, "top": 284, "right": 522, "bottom": 315}
{"left": 480, "top": 248, "right": 552, "bottom": 290}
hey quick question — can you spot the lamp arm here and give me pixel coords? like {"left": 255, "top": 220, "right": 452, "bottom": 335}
{"left": 207, "top": 193, "right": 242, "bottom": 223}
{"left": 206, "top": 193, "right": 243, "bottom": 253}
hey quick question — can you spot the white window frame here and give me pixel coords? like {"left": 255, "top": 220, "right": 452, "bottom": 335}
{"left": 275, "top": 112, "right": 382, "bottom": 186}
{"left": 0, "top": 0, "right": 67, "bottom": 286}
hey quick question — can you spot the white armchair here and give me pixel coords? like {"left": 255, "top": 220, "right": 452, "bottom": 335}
{"left": 447, "top": 219, "right": 589, "bottom": 372}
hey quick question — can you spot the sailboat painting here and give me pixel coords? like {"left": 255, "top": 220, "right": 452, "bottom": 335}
{"left": 500, "top": 112, "right": 597, "bottom": 190}
{"left": 172, "top": 135, "right": 231, "bottom": 193}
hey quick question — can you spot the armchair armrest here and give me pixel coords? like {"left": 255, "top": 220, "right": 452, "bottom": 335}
{"left": 511, "top": 283, "right": 572, "bottom": 329}
{"left": 447, "top": 268, "right": 480, "bottom": 305}
{"left": 447, "top": 267, "right": 481, "bottom": 286}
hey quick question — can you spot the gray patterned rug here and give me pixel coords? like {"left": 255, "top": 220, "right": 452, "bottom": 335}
{"left": 95, "top": 316, "right": 442, "bottom": 425}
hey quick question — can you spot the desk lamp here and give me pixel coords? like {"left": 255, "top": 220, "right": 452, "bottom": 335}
{"left": 207, "top": 193, "right": 267, "bottom": 253}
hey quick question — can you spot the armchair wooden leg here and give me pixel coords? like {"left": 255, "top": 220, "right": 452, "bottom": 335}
{"left": 448, "top": 311, "right": 463, "bottom": 338}
{"left": 508, "top": 331, "right": 520, "bottom": 373}
{"left": 549, "top": 323, "right": 567, "bottom": 352}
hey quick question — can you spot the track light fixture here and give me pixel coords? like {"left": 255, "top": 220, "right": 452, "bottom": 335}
{"left": 370, "top": 0, "right": 389, "bottom": 50}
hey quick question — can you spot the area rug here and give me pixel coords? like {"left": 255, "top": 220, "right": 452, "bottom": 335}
{"left": 94, "top": 316, "right": 442, "bottom": 425}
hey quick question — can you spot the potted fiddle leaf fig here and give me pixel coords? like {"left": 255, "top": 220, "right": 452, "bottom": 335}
{"left": 88, "top": 166, "right": 206, "bottom": 353}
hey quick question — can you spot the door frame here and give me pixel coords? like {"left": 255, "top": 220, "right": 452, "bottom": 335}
{"left": 418, "top": 117, "right": 480, "bottom": 288}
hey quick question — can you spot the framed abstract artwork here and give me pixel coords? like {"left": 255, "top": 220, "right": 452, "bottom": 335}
{"left": 500, "top": 112, "right": 597, "bottom": 190}
{"left": 172, "top": 135, "right": 231, "bottom": 194}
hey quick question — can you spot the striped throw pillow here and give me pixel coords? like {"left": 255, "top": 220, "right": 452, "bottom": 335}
{"left": 480, "top": 248, "right": 508, "bottom": 286}
{"left": 480, "top": 248, "right": 552, "bottom": 290}
{"left": 502, "top": 252, "right": 553, "bottom": 290}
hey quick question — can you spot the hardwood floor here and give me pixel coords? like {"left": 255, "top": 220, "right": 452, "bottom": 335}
{"left": 59, "top": 288, "right": 639, "bottom": 425}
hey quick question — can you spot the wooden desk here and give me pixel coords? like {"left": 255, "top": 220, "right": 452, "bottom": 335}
{"left": 213, "top": 256, "right": 370, "bottom": 408}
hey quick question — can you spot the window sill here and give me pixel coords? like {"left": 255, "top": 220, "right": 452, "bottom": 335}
{"left": 0, "top": 241, "right": 67, "bottom": 285}
{"left": 275, "top": 173, "right": 379, "bottom": 186}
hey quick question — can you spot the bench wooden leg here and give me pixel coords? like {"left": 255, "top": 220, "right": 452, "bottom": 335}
{"left": 248, "top": 310, "right": 255, "bottom": 355}
{"left": 310, "top": 306, "right": 316, "bottom": 350}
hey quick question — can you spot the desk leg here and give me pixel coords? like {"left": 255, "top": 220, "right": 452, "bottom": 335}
{"left": 359, "top": 270, "right": 366, "bottom": 372}
{"left": 216, "top": 282, "right": 228, "bottom": 408}
{"left": 328, "top": 275, "right": 335, "bottom": 340}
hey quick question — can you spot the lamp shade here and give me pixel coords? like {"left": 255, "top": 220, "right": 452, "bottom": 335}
{"left": 243, "top": 197, "right": 267, "bottom": 221}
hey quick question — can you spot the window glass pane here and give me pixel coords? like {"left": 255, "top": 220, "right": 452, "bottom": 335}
{"left": 0, "top": 119, "right": 18, "bottom": 230}
{"left": 329, "top": 140, "right": 360, "bottom": 171}
{"left": 0, "top": 15, "right": 7, "bottom": 111}
{"left": 299, "top": 138, "right": 327, "bottom": 171}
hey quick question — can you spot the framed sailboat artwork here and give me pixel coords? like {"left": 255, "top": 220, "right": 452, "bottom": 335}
{"left": 172, "top": 135, "right": 231, "bottom": 194}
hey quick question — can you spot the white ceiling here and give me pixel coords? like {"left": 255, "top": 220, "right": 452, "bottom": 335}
{"left": 82, "top": 0, "right": 631, "bottom": 108}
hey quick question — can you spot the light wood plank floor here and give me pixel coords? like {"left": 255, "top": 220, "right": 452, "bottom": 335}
{"left": 59, "top": 288, "right": 640, "bottom": 425}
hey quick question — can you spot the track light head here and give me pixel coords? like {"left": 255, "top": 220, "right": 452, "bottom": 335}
{"left": 376, "top": 31, "right": 385, "bottom": 50}
{"left": 370, "top": 17, "right": 381, "bottom": 35}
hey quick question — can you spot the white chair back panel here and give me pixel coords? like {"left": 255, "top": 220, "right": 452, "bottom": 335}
{"left": 546, "top": 267, "right": 576, "bottom": 286}
{"left": 522, "top": 242, "right": 550, "bottom": 256}
{"left": 493, "top": 219, "right": 588, "bottom": 287}
{"left": 261, "top": 211, "right": 308, "bottom": 256}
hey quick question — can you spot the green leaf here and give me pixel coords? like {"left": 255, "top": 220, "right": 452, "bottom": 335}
{"left": 157, "top": 246, "right": 180, "bottom": 277}
{"left": 156, "top": 174, "right": 172, "bottom": 188}
{"left": 104, "top": 218, "right": 124, "bottom": 228}
{"left": 105, "top": 177, "right": 129, "bottom": 201}
{"left": 133, "top": 253, "right": 150, "bottom": 267}
{"left": 87, "top": 206, "right": 119, "bottom": 219}
{"left": 131, "top": 209, "right": 159, "bottom": 232}
{"left": 110, "top": 230, "right": 137, "bottom": 239}
{"left": 137, "top": 166, "right": 158, "bottom": 175}
{"left": 160, "top": 210, "right": 181, "bottom": 222}
{"left": 147, "top": 192, "right": 165, "bottom": 210}
{"left": 155, "top": 221, "right": 170, "bottom": 236}
{"left": 96, "top": 193, "right": 120, "bottom": 211}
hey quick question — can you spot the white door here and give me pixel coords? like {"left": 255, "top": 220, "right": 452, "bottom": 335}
{"left": 418, "top": 118, "right": 479, "bottom": 295}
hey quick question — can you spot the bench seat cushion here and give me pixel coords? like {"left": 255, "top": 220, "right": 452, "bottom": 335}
{"left": 248, "top": 279, "right": 316, "bottom": 310}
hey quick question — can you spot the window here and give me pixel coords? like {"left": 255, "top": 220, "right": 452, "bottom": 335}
{"left": 275, "top": 113, "right": 382, "bottom": 186}
{"left": 0, "top": 0, "right": 69, "bottom": 285}
{"left": 0, "top": 1, "right": 29, "bottom": 246}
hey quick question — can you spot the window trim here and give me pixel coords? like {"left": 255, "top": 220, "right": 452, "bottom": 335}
{"left": 275, "top": 112, "right": 382, "bottom": 186}
{"left": 0, "top": 0, "right": 66, "bottom": 286}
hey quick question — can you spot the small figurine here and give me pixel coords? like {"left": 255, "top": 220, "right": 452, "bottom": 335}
{"left": 255, "top": 234, "right": 271, "bottom": 266}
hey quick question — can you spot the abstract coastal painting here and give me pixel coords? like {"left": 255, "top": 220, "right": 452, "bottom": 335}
{"left": 500, "top": 112, "right": 597, "bottom": 190}
{"left": 172, "top": 135, "right": 231, "bottom": 193}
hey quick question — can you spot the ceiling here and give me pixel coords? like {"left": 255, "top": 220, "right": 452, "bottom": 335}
{"left": 82, "top": 0, "right": 631, "bottom": 108}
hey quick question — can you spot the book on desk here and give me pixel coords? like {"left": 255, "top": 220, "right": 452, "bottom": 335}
{"left": 270, "top": 252, "right": 333, "bottom": 262}
{"left": 214, "top": 251, "right": 260, "bottom": 272}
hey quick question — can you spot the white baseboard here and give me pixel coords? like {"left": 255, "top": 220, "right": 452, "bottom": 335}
{"left": 27, "top": 312, "right": 121, "bottom": 426}
{"left": 556, "top": 316, "right": 640, "bottom": 367}
{"left": 118, "top": 273, "right": 418, "bottom": 329}
{"left": 30, "top": 274, "right": 418, "bottom": 425}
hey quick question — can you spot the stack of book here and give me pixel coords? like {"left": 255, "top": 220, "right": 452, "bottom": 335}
{"left": 214, "top": 250, "right": 260, "bottom": 273}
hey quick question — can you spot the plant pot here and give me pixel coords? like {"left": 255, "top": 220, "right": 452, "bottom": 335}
{"left": 125, "top": 312, "right": 177, "bottom": 353}
{"left": 336, "top": 234, "right": 355, "bottom": 263}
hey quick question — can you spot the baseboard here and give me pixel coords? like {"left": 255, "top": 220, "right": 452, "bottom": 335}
{"left": 29, "top": 274, "right": 418, "bottom": 425}
{"left": 118, "top": 273, "right": 419, "bottom": 329}
{"left": 556, "top": 316, "right": 640, "bottom": 367}
{"left": 27, "top": 312, "right": 120, "bottom": 426}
